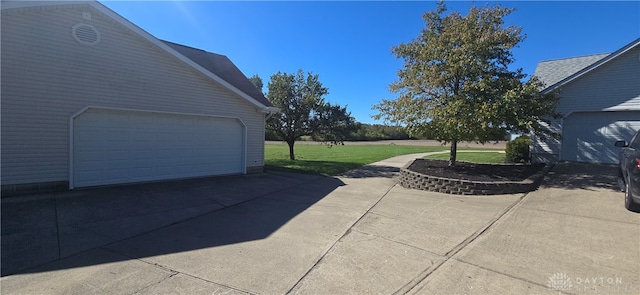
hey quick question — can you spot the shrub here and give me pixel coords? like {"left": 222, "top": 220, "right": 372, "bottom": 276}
{"left": 506, "top": 136, "right": 531, "bottom": 163}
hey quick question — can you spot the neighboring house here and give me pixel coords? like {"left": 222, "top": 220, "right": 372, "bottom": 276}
{"left": 1, "top": 1, "right": 277, "bottom": 195}
{"left": 531, "top": 38, "right": 640, "bottom": 164}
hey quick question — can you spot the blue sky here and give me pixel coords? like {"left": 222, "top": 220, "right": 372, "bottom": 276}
{"left": 101, "top": 1, "right": 640, "bottom": 124}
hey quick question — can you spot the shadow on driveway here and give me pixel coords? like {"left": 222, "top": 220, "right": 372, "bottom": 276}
{"left": 541, "top": 161, "right": 620, "bottom": 191}
{"left": 1, "top": 171, "right": 345, "bottom": 276}
{"left": 339, "top": 165, "right": 400, "bottom": 178}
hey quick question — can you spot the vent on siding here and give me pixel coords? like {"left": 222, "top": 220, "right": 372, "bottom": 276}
{"left": 72, "top": 23, "right": 100, "bottom": 46}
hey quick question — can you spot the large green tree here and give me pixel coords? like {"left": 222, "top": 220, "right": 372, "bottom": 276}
{"left": 373, "top": 1, "right": 559, "bottom": 166}
{"left": 267, "top": 69, "right": 356, "bottom": 160}
{"left": 248, "top": 74, "right": 264, "bottom": 93}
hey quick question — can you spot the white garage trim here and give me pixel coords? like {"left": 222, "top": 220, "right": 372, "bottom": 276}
{"left": 69, "top": 106, "right": 247, "bottom": 189}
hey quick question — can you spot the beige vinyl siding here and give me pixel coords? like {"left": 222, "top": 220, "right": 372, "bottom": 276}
{"left": 1, "top": 4, "right": 265, "bottom": 185}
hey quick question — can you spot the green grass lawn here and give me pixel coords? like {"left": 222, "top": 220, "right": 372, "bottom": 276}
{"left": 425, "top": 151, "right": 506, "bottom": 164}
{"left": 265, "top": 143, "right": 495, "bottom": 175}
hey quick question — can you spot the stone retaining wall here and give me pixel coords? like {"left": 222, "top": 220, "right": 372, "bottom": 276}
{"left": 400, "top": 160, "right": 553, "bottom": 195}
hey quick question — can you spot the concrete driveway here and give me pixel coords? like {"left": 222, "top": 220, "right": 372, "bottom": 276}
{"left": 1, "top": 155, "right": 639, "bottom": 294}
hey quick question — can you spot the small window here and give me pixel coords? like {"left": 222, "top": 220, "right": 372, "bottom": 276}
{"left": 72, "top": 23, "right": 100, "bottom": 45}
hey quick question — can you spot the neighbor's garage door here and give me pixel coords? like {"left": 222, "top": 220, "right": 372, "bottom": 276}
{"left": 72, "top": 108, "right": 244, "bottom": 188}
{"left": 562, "top": 111, "right": 640, "bottom": 164}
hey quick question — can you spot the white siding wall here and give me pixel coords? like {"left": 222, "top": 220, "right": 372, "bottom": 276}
{"left": 532, "top": 45, "right": 640, "bottom": 162}
{"left": 1, "top": 4, "right": 266, "bottom": 185}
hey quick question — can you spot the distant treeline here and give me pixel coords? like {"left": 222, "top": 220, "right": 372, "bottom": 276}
{"left": 266, "top": 123, "right": 508, "bottom": 142}
{"left": 347, "top": 123, "right": 412, "bottom": 141}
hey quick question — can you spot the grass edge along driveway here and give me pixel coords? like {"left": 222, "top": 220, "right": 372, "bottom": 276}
{"left": 265, "top": 143, "right": 501, "bottom": 176}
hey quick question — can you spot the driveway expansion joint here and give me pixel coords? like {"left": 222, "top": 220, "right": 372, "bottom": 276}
{"left": 127, "top": 271, "right": 178, "bottom": 295}
{"left": 450, "top": 257, "right": 556, "bottom": 292}
{"left": 101, "top": 247, "right": 254, "bottom": 295}
{"left": 393, "top": 192, "right": 529, "bottom": 294}
{"left": 350, "top": 228, "right": 442, "bottom": 257}
{"left": 520, "top": 206, "right": 640, "bottom": 225}
{"left": 285, "top": 182, "right": 400, "bottom": 294}
{"left": 171, "top": 271, "right": 255, "bottom": 295}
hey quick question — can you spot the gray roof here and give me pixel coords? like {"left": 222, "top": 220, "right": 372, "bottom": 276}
{"left": 532, "top": 53, "right": 609, "bottom": 89}
{"left": 162, "top": 41, "right": 273, "bottom": 108}
{"left": 532, "top": 38, "right": 640, "bottom": 94}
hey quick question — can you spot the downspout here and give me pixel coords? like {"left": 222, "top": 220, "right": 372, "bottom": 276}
{"left": 262, "top": 106, "right": 279, "bottom": 120}
{"left": 265, "top": 112, "right": 275, "bottom": 121}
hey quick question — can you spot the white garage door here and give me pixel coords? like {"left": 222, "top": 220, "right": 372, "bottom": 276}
{"left": 562, "top": 111, "right": 640, "bottom": 164}
{"left": 72, "top": 108, "right": 244, "bottom": 188}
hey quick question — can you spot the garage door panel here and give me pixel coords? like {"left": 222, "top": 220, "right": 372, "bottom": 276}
{"left": 104, "top": 168, "right": 130, "bottom": 180}
{"left": 73, "top": 109, "right": 244, "bottom": 188}
{"left": 132, "top": 167, "right": 153, "bottom": 176}
{"left": 563, "top": 111, "right": 640, "bottom": 164}
{"left": 76, "top": 172, "right": 102, "bottom": 185}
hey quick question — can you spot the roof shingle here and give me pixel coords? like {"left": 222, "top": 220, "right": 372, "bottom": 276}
{"left": 532, "top": 53, "right": 609, "bottom": 89}
{"left": 162, "top": 40, "right": 273, "bottom": 108}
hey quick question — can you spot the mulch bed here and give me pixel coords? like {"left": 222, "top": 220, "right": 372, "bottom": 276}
{"left": 406, "top": 159, "right": 546, "bottom": 182}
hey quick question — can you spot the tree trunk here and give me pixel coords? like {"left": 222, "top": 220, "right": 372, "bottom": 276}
{"left": 449, "top": 140, "right": 457, "bottom": 167}
{"left": 287, "top": 139, "right": 296, "bottom": 160}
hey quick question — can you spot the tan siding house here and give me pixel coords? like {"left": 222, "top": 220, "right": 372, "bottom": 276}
{"left": 1, "top": 1, "right": 276, "bottom": 194}
{"left": 531, "top": 38, "right": 640, "bottom": 164}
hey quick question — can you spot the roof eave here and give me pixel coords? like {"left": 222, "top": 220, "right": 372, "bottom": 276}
{"left": 85, "top": 1, "right": 273, "bottom": 110}
{"left": 540, "top": 38, "right": 640, "bottom": 94}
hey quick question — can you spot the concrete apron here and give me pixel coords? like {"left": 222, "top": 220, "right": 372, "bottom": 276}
{"left": 2, "top": 155, "right": 639, "bottom": 294}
